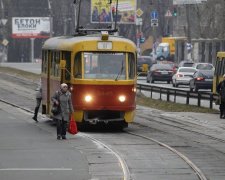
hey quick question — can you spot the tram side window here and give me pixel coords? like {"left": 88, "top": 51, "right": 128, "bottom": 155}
{"left": 54, "top": 52, "right": 60, "bottom": 77}
{"left": 42, "top": 50, "right": 48, "bottom": 73}
{"left": 50, "top": 52, "right": 56, "bottom": 76}
{"left": 215, "top": 58, "right": 222, "bottom": 76}
{"left": 128, "top": 53, "right": 135, "bottom": 79}
{"left": 222, "top": 58, "right": 225, "bottom": 75}
{"left": 62, "top": 51, "right": 71, "bottom": 80}
{"left": 74, "top": 52, "right": 82, "bottom": 78}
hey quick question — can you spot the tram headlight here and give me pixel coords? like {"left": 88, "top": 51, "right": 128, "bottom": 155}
{"left": 118, "top": 95, "right": 126, "bottom": 102}
{"left": 132, "top": 87, "right": 137, "bottom": 92}
{"left": 85, "top": 95, "right": 93, "bottom": 103}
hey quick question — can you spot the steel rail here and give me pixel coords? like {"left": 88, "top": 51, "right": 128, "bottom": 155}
{"left": 125, "top": 130, "right": 208, "bottom": 180}
{"left": 137, "top": 114, "right": 225, "bottom": 144}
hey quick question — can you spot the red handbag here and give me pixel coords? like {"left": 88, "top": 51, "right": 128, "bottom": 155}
{"left": 68, "top": 115, "right": 78, "bottom": 135}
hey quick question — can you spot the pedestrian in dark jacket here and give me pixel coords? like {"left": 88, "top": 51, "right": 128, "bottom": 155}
{"left": 51, "top": 83, "right": 74, "bottom": 140}
{"left": 32, "top": 86, "right": 42, "bottom": 122}
{"left": 216, "top": 74, "right": 225, "bottom": 119}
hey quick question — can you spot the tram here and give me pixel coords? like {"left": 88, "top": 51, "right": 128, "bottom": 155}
{"left": 40, "top": 31, "right": 137, "bottom": 129}
{"left": 213, "top": 51, "right": 225, "bottom": 93}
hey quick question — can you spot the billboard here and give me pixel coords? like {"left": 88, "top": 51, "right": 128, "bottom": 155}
{"left": 91, "top": 0, "right": 136, "bottom": 24}
{"left": 12, "top": 17, "right": 51, "bottom": 38}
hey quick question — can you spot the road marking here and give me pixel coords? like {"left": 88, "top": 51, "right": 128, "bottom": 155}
{"left": 0, "top": 168, "right": 72, "bottom": 171}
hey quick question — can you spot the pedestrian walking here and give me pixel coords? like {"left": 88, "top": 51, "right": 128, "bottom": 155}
{"left": 51, "top": 83, "right": 74, "bottom": 140}
{"left": 32, "top": 86, "right": 42, "bottom": 122}
{"left": 216, "top": 74, "right": 225, "bottom": 119}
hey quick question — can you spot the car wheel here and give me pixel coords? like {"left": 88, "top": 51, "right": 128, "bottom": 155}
{"left": 175, "top": 80, "right": 178, "bottom": 87}
{"left": 194, "top": 85, "right": 198, "bottom": 92}
{"left": 150, "top": 76, "right": 154, "bottom": 83}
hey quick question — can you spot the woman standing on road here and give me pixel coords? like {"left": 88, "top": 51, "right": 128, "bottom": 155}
{"left": 216, "top": 74, "right": 225, "bottom": 119}
{"left": 51, "top": 83, "right": 74, "bottom": 140}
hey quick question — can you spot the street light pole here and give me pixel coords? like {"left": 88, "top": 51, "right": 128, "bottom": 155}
{"left": 47, "top": 0, "right": 53, "bottom": 37}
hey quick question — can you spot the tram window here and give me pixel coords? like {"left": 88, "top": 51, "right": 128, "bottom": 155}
{"left": 42, "top": 50, "right": 47, "bottom": 73}
{"left": 50, "top": 52, "right": 56, "bottom": 76}
{"left": 74, "top": 52, "right": 82, "bottom": 78}
{"left": 83, "top": 52, "right": 126, "bottom": 80}
{"left": 128, "top": 53, "right": 135, "bottom": 79}
{"left": 214, "top": 59, "right": 219, "bottom": 75}
{"left": 55, "top": 52, "right": 60, "bottom": 77}
{"left": 222, "top": 58, "right": 225, "bottom": 75}
{"left": 215, "top": 58, "right": 221, "bottom": 76}
{"left": 62, "top": 51, "right": 71, "bottom": 80}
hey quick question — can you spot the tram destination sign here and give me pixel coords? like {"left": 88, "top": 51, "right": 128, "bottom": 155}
{"left": 12, "top": 17, "right": 51, "bottom": 38}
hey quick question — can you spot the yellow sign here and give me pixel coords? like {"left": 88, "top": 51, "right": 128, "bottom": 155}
{"left": 136, "top": 8, "right": 143, "bottom": 17}
{"left": 91, "top": 0, "right": 136, "bottom": 24}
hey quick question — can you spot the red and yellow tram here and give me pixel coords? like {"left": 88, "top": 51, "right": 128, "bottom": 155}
{"left": 41, "top": 31, "right": 137, "bottom": 128}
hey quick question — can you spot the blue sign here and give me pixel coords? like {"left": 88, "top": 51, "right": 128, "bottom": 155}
{"left": 151, "top": 11, "right": 158, "bottom": 19}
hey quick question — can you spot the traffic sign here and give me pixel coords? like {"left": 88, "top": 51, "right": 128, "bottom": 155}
{"left": 0, "top": 19, "right": 7, "bottom": 26}
{"left": 135, "top": 18, "right": 143, "bottom": 26}
{"left": 151, "top": 19, "right": 158, "bottom": 27}
{"left": 151, "top": 10, "right": 158, "bottom": 19}
{"left": 136, "top": 8, "right": 143, "bottom": 17}
{"left": 165, "top": 10, "right": 172, "bottom": 17}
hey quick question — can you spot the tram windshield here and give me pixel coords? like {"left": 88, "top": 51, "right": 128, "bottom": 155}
{"left": 84, "top": 52, "right": 126, "bottom": 79}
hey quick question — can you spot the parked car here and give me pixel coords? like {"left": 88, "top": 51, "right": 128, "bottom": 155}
{"left": 172, "top": 67, "right": 196, "bottom": 87}
{"left": 137, "top": 56, "right": 156, "bottom": 76}
{"left": 192, "top": 63, "right": 214, "bottom": 71}
{"left": 146, "top": 63, "right": 174, "bottom": 84}
{"left": 178, "top": 60, "right": 194, "bottom": 67}
{"left": 189, "top": 70, "right": 213, "bottom": 92}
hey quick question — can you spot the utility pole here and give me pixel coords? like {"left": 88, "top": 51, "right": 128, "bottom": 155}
{"left": 0, "top": 0, "right": 8, "bottom": 63}
{"left": 47, "top": 0, "right": 53, "bottom": 37}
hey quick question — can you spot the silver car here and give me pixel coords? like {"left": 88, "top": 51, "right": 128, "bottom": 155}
{"left": 172, "top": 67, "right": 196, "bottom": 87}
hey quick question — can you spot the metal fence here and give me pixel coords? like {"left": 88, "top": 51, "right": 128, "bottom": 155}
{"left": 137, "top": 83, "right": 219, "bottom": 109}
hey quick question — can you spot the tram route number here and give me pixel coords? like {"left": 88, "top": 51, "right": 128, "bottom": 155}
{"left": 98, "top": 42, "right": 112, "bottom": 50}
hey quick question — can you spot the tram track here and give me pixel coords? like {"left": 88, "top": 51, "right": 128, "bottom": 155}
{"left": 124, "top": 130, "right": 207, "bottom": 180}
{"left": 136, "top": 114, "right": 225, "bottom": 144}
{"left": 0, "top": 98, "right": 208, "bottom": 180}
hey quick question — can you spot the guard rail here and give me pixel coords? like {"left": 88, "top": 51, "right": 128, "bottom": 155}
{"left": 137, "top": 83, "right": 219, "bottom": 109}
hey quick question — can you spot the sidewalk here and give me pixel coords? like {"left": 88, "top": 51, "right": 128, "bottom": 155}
{"left": 0, "top": 62, "right": 41, "bottom": 74}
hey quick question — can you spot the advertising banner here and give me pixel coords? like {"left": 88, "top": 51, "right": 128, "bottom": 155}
{"left": 91, "top": 0, "right": 136, "bottom": 24}
{"left": 12, "top": 17, "right": 51, "bottom": 38}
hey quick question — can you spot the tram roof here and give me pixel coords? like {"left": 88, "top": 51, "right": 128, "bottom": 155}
{"left": 42, "top": 34, "right": 136, "bottom": 51}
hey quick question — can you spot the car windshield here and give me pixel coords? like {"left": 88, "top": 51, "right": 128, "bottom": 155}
{"left": 198, "top": 70, "right": 214, "bottom": 78}
{"left": 138, "top": 57, "right": 151, "bottom": 65}
{"left": 196, "top": 64, "right": 213, "bottom": 70}
{"left": 152, "top": 64, "right": 172, "bottom": 70}
{"left": 84, "top": 52, "right": 126, "bottom": 80}
{"left": 183, "top": 63, "right": 194, "bottom": 67}
{"left": 179, "top": 68, "right": 196, "bottom": 72}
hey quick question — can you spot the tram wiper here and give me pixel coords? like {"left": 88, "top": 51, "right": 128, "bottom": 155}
{"left": 115, "top": 60, "right": 124, "bottom": 81}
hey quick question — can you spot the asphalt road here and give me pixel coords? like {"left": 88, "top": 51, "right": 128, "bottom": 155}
{"left": 0, "top": 102, "right": 90, "bottom": 180}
